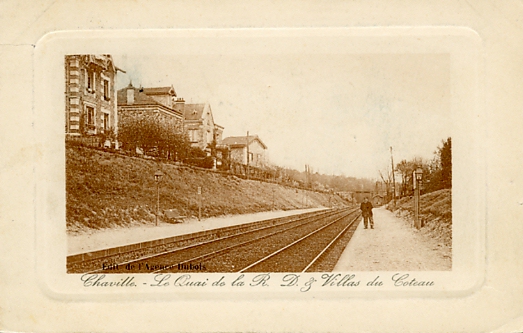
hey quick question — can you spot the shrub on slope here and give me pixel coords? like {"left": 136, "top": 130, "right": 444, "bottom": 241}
{"left": 389, "top": 189, "right": 452, "bottom": 247}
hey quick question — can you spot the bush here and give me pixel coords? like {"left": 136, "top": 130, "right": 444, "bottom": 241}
{"left": 184, "top": 156, "right": 214, "bottom": 169}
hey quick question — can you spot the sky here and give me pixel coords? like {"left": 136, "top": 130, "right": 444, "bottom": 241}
{"left": 113, "top": 52, "right": 450, "bottom": 179}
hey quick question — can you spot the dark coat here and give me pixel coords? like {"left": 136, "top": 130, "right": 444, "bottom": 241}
{"left": 360, "top": 201, "right": 373, "bottom": 217}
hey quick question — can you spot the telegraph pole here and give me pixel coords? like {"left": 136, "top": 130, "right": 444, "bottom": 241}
{"left": 390, "top": 146, "right": 396, "bottom": 207}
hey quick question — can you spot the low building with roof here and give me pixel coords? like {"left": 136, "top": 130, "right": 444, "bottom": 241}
{"left": 117, "top": 83, "right": 184, "bottom": 133}
{"left": 141, "top": 86, "right": 177, "bottom": 109}
{"left": 222, "top": 135, "right": 268, "bottom": 168}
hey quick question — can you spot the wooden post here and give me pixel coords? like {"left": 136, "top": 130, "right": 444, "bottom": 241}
{"left": 198, "top": 186, "right": 202, "bottom": 221}
{"left": 154, "top": 170, "right": 163, "bottom": 226}
{"left": 413, "top": 170, "right": 419, "bottom": 229}
{"left": 156, "top": 182, "right": 160, "bottom": 226}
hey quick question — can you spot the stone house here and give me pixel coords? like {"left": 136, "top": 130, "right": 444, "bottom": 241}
{"left": 65, "top": 54, "right": 122, "bottom": 137}
{"left": 183, "top": 103, "right": 224, "bottom": 153}
{"left": 117, "top": 83, "right": 184, "bottom": 133}
{"left": 117, "top": 84, "right": 228, "bottom": 164}
{"left": 221, "top": 135, "right": 268, "bottom": 167}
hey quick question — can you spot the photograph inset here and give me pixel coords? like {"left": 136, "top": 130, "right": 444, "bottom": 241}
{"left": 65, "top": 53, "right": 452, "bottom": 274}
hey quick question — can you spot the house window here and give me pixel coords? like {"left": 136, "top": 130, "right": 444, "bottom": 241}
{"left": 189, "top": 129, "right": 198, "bottom": 142}
{"left": 248, "top": 152, "right": 253, "bottom": 162}
{"left": 103, "top": 113, "right": 109, "bottom": 132}
{"left": 86, "top": 106, "right": 95, "bottom": 128}
{"left": 86, "top": 70, "right": 95, "bottom": 93}
{"left": 103, "top": 79, "right": 110, "bottom": 100}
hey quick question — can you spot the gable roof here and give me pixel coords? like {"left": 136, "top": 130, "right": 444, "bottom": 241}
{"left": 76, "top": 54, "right": 118, "bottom": 73}
{"left": 184, "top": 103, "right": 219, "bottom": 128}
{"left": 222, "top": 135, "right": 267, "bottom": 149}
{"left": 117, "top": 86, "right": 162, "bottom": 106}
{"left": 142, "top": 86, "right": 176, "bottom": 97}
{"left": 183, "top": 103, "right": 206, "bottom": 121}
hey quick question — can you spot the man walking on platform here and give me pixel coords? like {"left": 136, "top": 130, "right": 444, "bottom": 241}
{"left": 360, "top": 197, "right": 374, "bottom": 229}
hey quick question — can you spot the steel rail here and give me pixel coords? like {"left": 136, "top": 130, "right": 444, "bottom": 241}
{"left": 238, "top": 209, "right": 358, "bottom": 273}
{"left": 152, "top": 208, "right": 355, "bottom": 274}
{"left": 84, "top": 208, "right": 344, "bottom": 274}
{"left": 301, "top": 213, "right": 361, "bottom": 272}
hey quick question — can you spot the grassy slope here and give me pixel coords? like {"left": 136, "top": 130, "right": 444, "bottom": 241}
{"left": 66, "top": 146, "right": 348, "bottom": 234}
{"left": 389, "top": 189, "right": 452, "bottom": 247}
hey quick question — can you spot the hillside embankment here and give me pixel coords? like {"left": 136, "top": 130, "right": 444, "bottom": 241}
{"left": 387, "top": 189, "right": 452, "bottom": 247}
{"left": 67, "top": 146, "right": 349, "bottom": 234}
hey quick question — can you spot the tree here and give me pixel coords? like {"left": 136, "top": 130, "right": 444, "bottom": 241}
{"left": 396, "top": 159, "right": 413, "bottom": 197}
{"left": 379, "top": 169, "right": 392, "bottom": 200}
{"left": 395, "top": 137, "right": 452, "bottom": 196}
{"left": 118, "top": 115, "right": 190, "bottom": 160}
{"left": 440, "top": 137, "right": 452, "bottom": 189}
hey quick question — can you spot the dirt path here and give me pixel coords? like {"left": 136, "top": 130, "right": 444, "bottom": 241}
{"left": 334, "top": 207, "right": 451, "bottom": 271}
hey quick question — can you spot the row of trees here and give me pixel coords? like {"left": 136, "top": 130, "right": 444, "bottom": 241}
{"left": 383, "top": 137, "right": 451, "bottom": 198}
{"left": 118, "top": 116, "right": 216, "bottom": 167}
{"left": 116, "top": 115, "right": 411, "bottom": 194}
{"left": 117, "top": 116, "right": 373, "bottom": 191}
{"left": 266, "top": 165, "right": 376, "bottom": 193}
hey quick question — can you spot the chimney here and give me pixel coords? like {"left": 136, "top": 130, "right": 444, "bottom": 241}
{"left": 127, "top": 87, "right": 134, "bottom": 104}
{"left": 174, "top": 97, "right": 185, "bottom": 113}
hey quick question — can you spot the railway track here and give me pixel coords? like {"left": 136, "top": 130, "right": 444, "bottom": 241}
{"left": 240, "top": 209, "right": 361, "bottom": 272}
{"left": 70, "top": 208, "right": 349, "bottom": 273}
{"left": 106, "top": 207, "right": 360, "bottom": 273}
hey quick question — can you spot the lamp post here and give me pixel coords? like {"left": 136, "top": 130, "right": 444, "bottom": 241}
{"left": 272, "top": 188, "right": 275, "bottom": 211}
{"left": 413, "top": 168, "right": 423, "bottom": 229}
{"left": 154, "top": 170, "right": 164, "bottom": 226}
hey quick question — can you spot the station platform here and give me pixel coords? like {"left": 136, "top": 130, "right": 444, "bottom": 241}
{"left": 333, "top": 207, "right": 451, "bottom": 271}
{"left": 68, "top": 207, "right": 324, "bottom": 256}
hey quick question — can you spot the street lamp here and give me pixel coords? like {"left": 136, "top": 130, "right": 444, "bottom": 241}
{"left": 272, "top": 188, "right": 275, "bottom": 211}
{"left": 415, "top": 168, "right": 423, "bottom": 182}
{"left": 414, "top": 168, "right": 423, "bottom": 229}
{"left": 154, "top": 170, "right": 164, "bottom": 226}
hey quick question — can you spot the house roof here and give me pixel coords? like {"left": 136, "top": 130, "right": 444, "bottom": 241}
{"left": 78, "top": 54, "right": 118, "bottom": 72}
{"left": 184, "top": 103, "right": 221, "bottom": 128}
{"left": 117, "top": 86, "right": 162, "bottom": 106}
{"left": 222, "top": 135, "right": 267, "bottom": 149}
{"left": 142, "top": 86, "right": 176, "bottom": 97}
{"left": 183, "top": 103, "right": 206, "bottom": 121}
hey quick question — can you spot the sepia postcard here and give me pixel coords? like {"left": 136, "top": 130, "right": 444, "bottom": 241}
{"left": 2, "top": 1, "right": 523, "bottom": 332}
{"left": 34, "top": 28, "right": 483, "bottom": 299}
